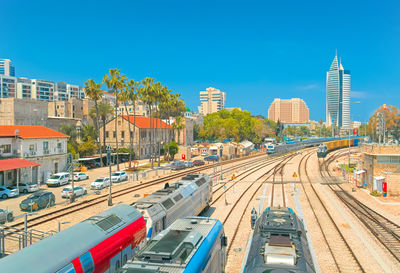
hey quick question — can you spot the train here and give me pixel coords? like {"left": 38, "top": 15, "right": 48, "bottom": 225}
{"left": 118, "top": 216, "right": 227, "bottom": 273}
{"left": 0, "top": 204, "right": 146, "bottom": 273}
{"left": 267, "top": 136, "right": 361, "bottom": 156}
{"left": 132, "top": 173, "right": 212, "bottom": 240}
{"left": 317, "top": 138, "right": 361, "bottom": 158}
{"left": 243, "top": 207, "right": 316, "bottom": 273}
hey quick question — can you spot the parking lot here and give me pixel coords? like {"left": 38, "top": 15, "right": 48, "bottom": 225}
{"left": 0, "top": 156, "right": 209, "bottom": 220}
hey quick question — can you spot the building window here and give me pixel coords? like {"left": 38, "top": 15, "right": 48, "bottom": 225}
{"left": 57, "top": 142, "right": 62, "bottom": 152}
{"left": 0, "top": 144, "right": 11, "bottom": 153}
{"left": 29, "top": 144, "right": 35, "bottom": 151}
{"left": 130, "top": 131, "right": 133, "bottom": 138}
{"left": 113, "top": 131, "right": 116, "bottom": 138}
{"left": 377, "top": 155, "right": 400, "bottom": 164}
{"left": 43, "top": 141, "right": 49, "bottom": 152}
{"left": 106, "top": 131, "right": 109, "bottom": 138}
{"left": 121, "top": 131, "right": 125, "bottom": 138}
{"left": 7, "top": 172, "right": 12, "bottom": 180}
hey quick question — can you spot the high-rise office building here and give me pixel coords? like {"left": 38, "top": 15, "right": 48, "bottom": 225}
{"left": 198, "top": 87, "right": 226, "bottom": 115}
{"left": 326, "top": 54, "right": 351, "bottom": 129}
{"left": 268, "top": 98, "right": 309, "bottom": 123}
{"left": 0, "top": 59, "right": 15, "bottom": 77}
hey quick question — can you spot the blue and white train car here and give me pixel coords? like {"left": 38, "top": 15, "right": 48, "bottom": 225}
{"left": 132, "top": 173, "right": 212, "bottom": 240}
{"left": 118, "top": 216, "right": 227, "bottom": 273}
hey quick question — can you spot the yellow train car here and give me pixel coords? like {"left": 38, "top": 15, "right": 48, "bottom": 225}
{"left": 317, "top": 138, "right": 356, "bottom": 158}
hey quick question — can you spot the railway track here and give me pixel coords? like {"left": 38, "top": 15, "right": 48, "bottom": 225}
{"left": 7, "top": 152, "right": 268, "bottom": 231}
{"left": 321, "top": 153, "right": 400, "bottom": 263}
{"left": 298, "top": 151, "right": 365, "bottom": 272}
{"left": 270, "top": 155, "right": 287, "bottom": 207}
{"left": 222, "top": 154, "right": 296, "bottom": 257}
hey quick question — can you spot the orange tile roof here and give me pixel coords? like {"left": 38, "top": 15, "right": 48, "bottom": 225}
{"left": 0, "top": 158, "right": 41, "bottom": 171}
{"left": 0, "top": 125, "right": 68, "bottom": 139}
{"left": 121, "top": 115, "right": 171, "bottom": 129}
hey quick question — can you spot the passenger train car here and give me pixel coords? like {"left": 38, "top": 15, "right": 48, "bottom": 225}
{"left": 317, "top": 138, "right": 361, "bottom": 158}
{"left": 118, "top": 216, "right": 227, "bottom": 273}
{"left": 0, "top": 204, "right": 146, "bottom": 273}
{"left": 243, "top": 207, "right": 316, "bottom": 273}
{"left": 267, "top": 136, "right": 361, "bottom": 156}
{"left": 132, "top": 173, "right": 212, "bottom": 240}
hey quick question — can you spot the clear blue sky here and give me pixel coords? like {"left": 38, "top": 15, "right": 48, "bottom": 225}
{"left": 1, "top": 0, "right": 399, "bottom": 122}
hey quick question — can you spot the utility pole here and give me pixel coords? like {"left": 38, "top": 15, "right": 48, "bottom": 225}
{"left": 219, "top": 145, "right": 223, "bottom": 181}
{"left": 68, "top": 153, "right": 75, "bottom": 203}
{"left": 107, "top": 145, "right": 113, "bottom": 206}
{"left": 348, "top": 128, "right": 351, "bottom": 183}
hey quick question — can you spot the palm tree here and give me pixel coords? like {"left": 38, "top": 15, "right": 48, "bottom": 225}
{"left": 103, "top": 69, "right": 127, "bottom": 170}
{"left": 154, "top": 85, "right": 170, "bottom": 166}
{"left": 172, "top": 116, "right": 185, "bottom": 145}
{"left": 84, "top": 79, "right": 103, "bottom": 166}
{"left": 90, "top": 101, "right": 114, "bottom": 152}
{"left": 139, "top": 77, "right": 156, "bottom": 168}
{"left": 121, "top": 79, "right": 140, "bottom": 167}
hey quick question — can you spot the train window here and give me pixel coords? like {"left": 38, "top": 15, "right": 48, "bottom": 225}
{"left": 55, "top": 263, "right": 76, "bottom": 273}
{"left": 195, "top": 178, "right": 206, "bottom": 187}
{"left": 173, "top": 194, "right": 183, "bottom": 202}
{"left": 79, "top": 252, "right": 94, "bottom": 273}
{"left": 123, "top": 254, "right": 128, "bottom": 264}
{"left": 161, "top": 198, "right": 174, "bottom": 210}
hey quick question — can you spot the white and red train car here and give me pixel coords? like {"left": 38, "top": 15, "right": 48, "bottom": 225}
{"left": 0, "top": 204, "right": 146, "bottom": 273}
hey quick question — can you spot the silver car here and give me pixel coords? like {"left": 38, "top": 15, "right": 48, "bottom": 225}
{"left": 0, "top": 208, "right": 13, "bottom": 224}
{"left": 18, "top": 183, "right": 39, "bottom": 194}
{"left": 61, "top": 186, "right": 87, "bottom": 198}
{"left": 90, "top": 177, "right": 110, "bottom": 190}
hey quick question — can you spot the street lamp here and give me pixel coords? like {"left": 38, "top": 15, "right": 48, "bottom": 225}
{"left": 58, "top": 221, "right": 71, "bottom": 232}
{"left": 219, "top": 145, "right": 223, "bottom": 180}
{"left": 106, "top": 145, "right": 113, "bottom": 206}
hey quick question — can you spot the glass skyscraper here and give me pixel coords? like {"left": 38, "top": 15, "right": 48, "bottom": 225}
{"left": 326, "top": 54, "right": 351, "bottom": 129}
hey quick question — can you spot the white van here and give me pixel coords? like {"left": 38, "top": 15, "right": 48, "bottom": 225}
{"left": 46, "top": 172, "right": 70, "bottom": 187}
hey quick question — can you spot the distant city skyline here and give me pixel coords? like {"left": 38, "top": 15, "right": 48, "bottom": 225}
{"left": 1, "top": 1, "right": 399, "bottom": 122}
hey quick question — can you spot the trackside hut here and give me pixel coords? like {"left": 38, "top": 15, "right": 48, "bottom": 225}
{"left": 0, "top": 158, "right": 41, "bottom": 188}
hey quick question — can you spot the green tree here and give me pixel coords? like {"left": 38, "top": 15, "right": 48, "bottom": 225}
{"left": 164, "top": 141, "right": 179, "bottom": 161}
{"left": 368, "top": 104, "right": 400, "bottom": 141}
{"left": 90, "top": 101, "right": 114, "bottom": 150}
{"left": 78, "top": 136, "right": 97, "bottom": 157}
{"left": 103, "top": 69, "right": 127, "bottom": 170}
{"left": 84, "top": 79, "right": 103, "bottom": 165}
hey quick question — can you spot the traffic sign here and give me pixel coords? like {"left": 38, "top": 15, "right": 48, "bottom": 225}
{"left": 292, "top": 172, "right": 298, "bottom": 178}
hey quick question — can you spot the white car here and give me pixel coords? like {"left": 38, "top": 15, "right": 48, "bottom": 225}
{"left": 0, "top": 186, "right": 19, "bottom": 199}
{"left": 90, "top": 177, "right": 110, "bottom": 190}
{"left": 46, "top": 172, "right": 70, "bottom": 187}
{"left": 61, "top": 186, "right": 87, "bottom": 198}
{"left": 73, "top": 172, "right": 89, "bottom": 181}
{"left": 111, "top": 171, "right": 128, "bottom": 183}
{"left": 18, "top": 183, "right": 39, "bottom": 194}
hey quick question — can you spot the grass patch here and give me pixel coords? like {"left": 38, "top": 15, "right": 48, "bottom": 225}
{"left": 370, "top": 190, "right": 382, "bottom": 197}
{"left": 340, "top": 164, "right": 356, "bottom": 173}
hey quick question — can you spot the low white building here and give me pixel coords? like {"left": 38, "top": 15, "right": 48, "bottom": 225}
{"left": 0, "top": 125, "right": 69, "bottom": 182}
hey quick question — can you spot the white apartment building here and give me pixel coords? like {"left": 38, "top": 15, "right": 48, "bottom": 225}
{"left": 198, "top": 87, "right": 226, "bottom": 115}
{"left": 0, "top": 125, "right": 68, "bottom": 182}
{"left": 0, "top": 59, "right": 15, "bottom": 76}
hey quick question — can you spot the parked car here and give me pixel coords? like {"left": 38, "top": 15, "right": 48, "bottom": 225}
{"left": 61, "top": 186, "right": 87, "bottom": 198}
{"left": 204, "top": 155, "right": 219, "bottom": 162}
{"left": 73, "top": 172, "right": 89, "bottom": 181}
{"left": 18, "top": 183, "right": 39, "bottom": 194}
{"left": 90, "top": 177, "right": 111, "bottom": 190}
{"left": 111, "top": 171, "right": 128, "bottom": 183}
{"left": 46, "top": 172, "right": 70, "bottom": 187}
{"left": 0, "top": 186, "right": 19, "bottom": 199}
{"left": 0, "top": 208, "right": 13, "bottom": 224}
{"left": 171, "top": 161, "right": 186, "bottom": 170}
{"left": 184, "top": 161, "right": 194, "bottom": 168}
{"left": 20, "top": 191, "right": 55, "bottom": 211}
{"left": 193, "top": 159, "right": 205, "bottom": 166}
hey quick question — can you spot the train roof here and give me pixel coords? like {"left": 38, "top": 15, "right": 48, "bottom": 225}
{"left": 244, "top": 207, "right": 315, "bottom": 273}
{"left": 133, "top": 174, "right": 210, "bottom": 209}
{"left": 0, "top": 204, "right": 141, "bottom": 273}
{"left": 119, "top": 217, "right": 223, "bottom": 273}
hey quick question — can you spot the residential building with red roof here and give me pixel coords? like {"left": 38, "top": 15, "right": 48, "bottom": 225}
{"left": 0, "top": 125, "right": 69, "bottom": 184}
{"left": 100, "top": 115, "right": 173, "bottom": 159}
